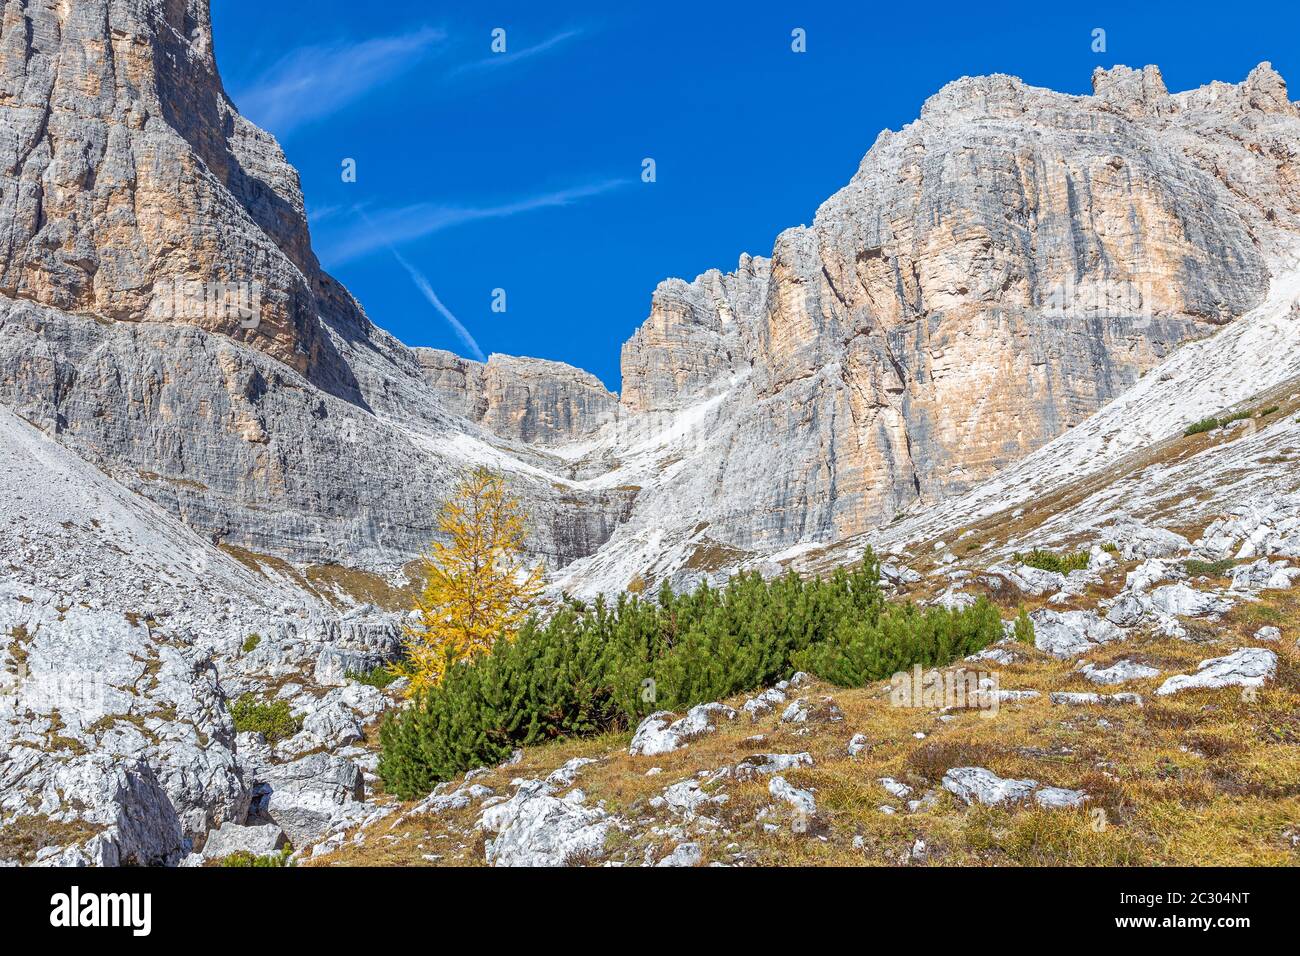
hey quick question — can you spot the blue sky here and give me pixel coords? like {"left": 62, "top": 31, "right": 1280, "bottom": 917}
{"left": 211, "top": 0, "right": 1298, "bottom": 391}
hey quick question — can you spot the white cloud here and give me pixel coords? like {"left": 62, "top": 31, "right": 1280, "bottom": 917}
{"left": 232, "top": 26, "right": 446, "bottom": 137}
{"left": 451, "top": 28, "right": 583, "bottom": 77}
{"left": 315, "top": 178, "right": 628, "bottom": 266}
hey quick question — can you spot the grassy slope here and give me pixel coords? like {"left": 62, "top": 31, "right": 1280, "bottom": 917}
{"left": 312, "top": 579, "right": 1300, "bottom": 867}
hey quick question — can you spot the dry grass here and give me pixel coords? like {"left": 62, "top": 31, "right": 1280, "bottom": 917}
{"left": 219, "top": 544, "right": 424, "bottom": 611}
{"left": 310, "top": 612, "right": 1300, "bottom": 867}
{"left": 0, "top": 815, "right": 102, "bottom": 864}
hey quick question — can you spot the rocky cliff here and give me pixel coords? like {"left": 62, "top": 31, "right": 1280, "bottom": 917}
{"left": 551, "top": 61, "right": 1300, "bottom": 596}
{"left": 413, "top": 349, "right": 617, "bottom": 446}
{"left": 1, "top": 1, "right": 1298, "bottom": 596}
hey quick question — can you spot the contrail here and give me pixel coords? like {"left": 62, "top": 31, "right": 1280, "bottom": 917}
{"left": 389, "top": 249, "right": 486, "bottom": 362}
{"left": 354, "top": 208, "right": 486, "bottom": 363}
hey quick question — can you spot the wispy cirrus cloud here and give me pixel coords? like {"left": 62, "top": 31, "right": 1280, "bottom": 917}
{"left": 315, "top": 177, "right": 629, "bottom": 266}
{"left": 451, "top": 28, "right": 583, "bottom": 77}
{"left": 231, "top": 26, "right": 446, "bottom": 137}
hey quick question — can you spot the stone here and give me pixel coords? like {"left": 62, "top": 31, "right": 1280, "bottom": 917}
{"left": 257, "top": 754, "right": 365, "bottom": 849}
{"left": 733, "top": 753, "right": 814, "bottom": 780}
{"left": 658, "top": 779, "right": 721, "bottom": 817}
{"left": 1148, "top": 584, "right": 1233, "bottom": 618}
{"left": 656, "top": 842, "right": 702, "bottom": 867}
{"left": 1031, "top": 609, "right": 1126, "bottom": 658}
{"left": 878, "top": 778, "right": 913, "bottom": 799}
{"left": 1033, "top": 788, "right": 1088, "bottom": 810}
{"left": 1108, "top": 521, "right": 1191, "bottom": 561}
{"left": 1254, "top": 626, "right": 1282, "bottom": 642}
{"left": 741, "top": 687, "right": 786, "bottom": 720}
{"left": 941, "top": 767, "right": 1037, "bottom": 806}
{"left": 1106, "top": 592, "right": 1151, "bottom": 627}
{"left": 779, "top": 696, "right": 843, "bottom": 724}
{"left": 200, "top": 822, "right": 287, "bottom": 861}
{"left": 1080, "top": 660, "right": 1160, "bottom": 685}
{"left": 1124, "top": 560, "right": 1181, "bottom": 593}
{"left": 301, "top": 701, "right": 365, "bottom": 750}
{"left": 628, "top": 703, "right": 736, "bottom": 756}
{"left": 1050, "top": 691, "right": 1143, "bottom": 707}
{"left": 847, "top": 733, "right": 869, "bottom": 757}
{"left": 768, "top": 776, "right": 816, "bottom": 816}
{"left": 1229, "top": 559, "right": 1300, "bottom": 592}
{"left": 991, "top": 564, "right": 1067, "bottom": 596}
{"left": 1156, "top": 648, "right": 1277, "bottom": 696}
{"left": 479, "top": 781, "right": 615, "bottom": 867}
{"left": 405, "top": 784, "right": 495, "bottom": 818}
{"left": 545, "top": 758, "right": 596, "bottom": 791}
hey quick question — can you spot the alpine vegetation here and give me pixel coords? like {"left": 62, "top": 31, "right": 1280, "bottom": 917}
{"left": 377, "top": 551, "right": 1002, "bottom": 799}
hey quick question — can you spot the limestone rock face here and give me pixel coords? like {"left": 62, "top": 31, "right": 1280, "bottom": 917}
{"left": 552, "top": 60, "right": 1300, "bottom": 595}
{"left": 0, "top": 0, "right": 328, "bottom": 375}
{"left": 414, "top": 349, "right": 617, "bottom": 446}
{"left": 620, "top": 257, "right": 769, "bottom": 414}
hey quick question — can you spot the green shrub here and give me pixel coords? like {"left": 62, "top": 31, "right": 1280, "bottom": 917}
{"left": 377, "top": 552, "right": 1002, "bottom": 799}
{"left": 1101, "top": 542, "right": 1119, "bottom": 554}
{"left": 1185, "top": 408, "right": 1261, "bottom": 436}
{"left": 346, "top": 665, "right": 400, "bottom": 689}
{"left": 230, "top": 694, "right": 301, "bottom": 743}
{"left": 1184, "top": 417, "right": 1220, "bottom": 436}
{"left": 242, "top": 633, "right": 261, "bottom": 654}
{"left": 792, "top": 599, "right": 1002, "bottom": 687}
{"left": 1013, "top": 607, "right": 1035, "bottom": 646}
{"left": 1013, "top": 549, "right": 1090, "bottom": 574}
{"left": 218, "top": 848, "right": 293, "bottom": 867}
{"left": 1259, "top": 405, "right": 1279, "bottom": 417}
{"left": 1183, "top": 558, "right": 1235, "bottom": 577}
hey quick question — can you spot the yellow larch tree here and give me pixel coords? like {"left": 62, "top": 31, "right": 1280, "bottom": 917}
{"left": 395, "top": 467, "right": 544, "bottom": 696}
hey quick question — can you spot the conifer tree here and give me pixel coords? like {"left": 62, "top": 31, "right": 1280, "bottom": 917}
{"left": 395, "top": 467, "right": 543, "bottom": 695}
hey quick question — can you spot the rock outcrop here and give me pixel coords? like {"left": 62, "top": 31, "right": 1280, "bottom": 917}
{"left": 414, "top": 349, "right": 617, "bottom": 446}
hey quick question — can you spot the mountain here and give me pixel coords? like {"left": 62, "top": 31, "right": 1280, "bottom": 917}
{"left": 4, "top": 1, "right": 1299, "bottom": 602}
{"left": 1, "top": 0, "right": 1299, "bottom": 866}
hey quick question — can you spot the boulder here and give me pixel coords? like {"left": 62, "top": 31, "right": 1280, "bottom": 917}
{"left": 1148, "top": 583, "right": 1232, "bottom": 617}
{"left": 1229, "top": 559, "right": 1300, "bottom": 592}
{"left": 1108, "top": 520, "right": 1190, "bottom": 560}
{"left": 628, "top": 703, "right": 736, "bottom": 756}
{"left": 768, "top": 776, "right": 816, "bottom": 816}
{"left": 656, "top": 842, "right": 702, "bottom": 867}
{"left": 479, "top": 781, "right": 614, "bottom": 867}
{"left": 200, "top": 821, "right": 287, "bottom": 861}
{"left": 733, "top": 753, "right": 814, "bottom": 780}
{"left": 1031, "top": 609, "right": 1126, "bottom": 658}
{"left": 1080, "top": 660, "right": 1160, "bottom": 685}
{"left": 941, "top": 767, "right": 1037, "bottom": 806}
{"left": 1033, "top": 787, "right": 1087, "bottom": 809}
{"left": 257, "top": 754, "right": 365, "bottom": 849}
{"left": 1156, "top": 648, "right": 1277, "bottom": 696}
{"left": 1050, "top": 691, "right": 1143, "bottom": 707}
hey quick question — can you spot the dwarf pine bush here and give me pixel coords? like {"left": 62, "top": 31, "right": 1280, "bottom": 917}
{"left": 1014, "top": 548, "right": 1090, "bottom": 574}
{"left": 377, "top": 551, "right": 1003, "bottom": 799}
{"left": 1013, "top": 607, "right": 1035, "bottom": 646}
{"left": 230, "top": 694, "right": 300, "bottom": 743}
